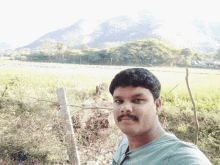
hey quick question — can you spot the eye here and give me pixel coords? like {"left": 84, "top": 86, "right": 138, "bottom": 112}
{"left": 114, "top": 100, "right": 123, "bottom": 104}
{"left": 133, "top": 99, "right": 142, "bottom": 103}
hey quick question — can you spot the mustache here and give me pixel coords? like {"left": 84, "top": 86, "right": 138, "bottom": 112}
{"left": 117, "top": 114, "right": 139, "bottom": 122}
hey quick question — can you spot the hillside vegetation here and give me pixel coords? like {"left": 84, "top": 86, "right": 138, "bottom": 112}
{"left": 0, "top": 62, "right": 219, "bottom": 164}
{"left": 1, "top": 39, "right": 219, "bottom": 67}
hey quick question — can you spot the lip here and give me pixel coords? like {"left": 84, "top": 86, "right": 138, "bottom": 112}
{"left": 117, "top": 114, "right": 139, "bottom": 122}
{"left": 121, "top": 117, "right": 134, "bottom": 121}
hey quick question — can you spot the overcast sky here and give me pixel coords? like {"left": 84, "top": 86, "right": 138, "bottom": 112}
{"left": 1, "top": 0, "right": 219, "bottom": 48}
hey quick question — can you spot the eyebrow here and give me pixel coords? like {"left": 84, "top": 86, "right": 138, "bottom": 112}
{"left": 113, "top": 93, "right": 144, "bottom": 99}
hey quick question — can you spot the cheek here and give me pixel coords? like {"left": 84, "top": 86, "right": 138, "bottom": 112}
{"left": 113, "top": 104, "right": 120, "bottom": 113}
{"left": 113, "top": 103, "right": 117, "bottom": 110}
{"left": 113, "top": 109, "right": 119, "bottom": 121}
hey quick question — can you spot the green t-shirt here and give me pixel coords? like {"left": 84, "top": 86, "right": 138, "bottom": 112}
{"left": 112, "top": 133, "right": 212, "bottom": 165}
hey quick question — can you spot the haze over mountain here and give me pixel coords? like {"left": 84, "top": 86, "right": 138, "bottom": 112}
{"left": 14, "top": 11, "right": 220, "bottom": 53}
{"left": 0, "top": 43, "right": 14, "bottom": 52}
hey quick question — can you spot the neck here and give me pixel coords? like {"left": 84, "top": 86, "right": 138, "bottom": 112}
{"left": 127, "top": 122, "right": 166, "bottom": 151}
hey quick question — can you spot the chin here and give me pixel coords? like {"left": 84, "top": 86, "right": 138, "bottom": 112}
{"left": 122, "top": 130, "right": 141, "bottom": 136}
{"left": 119, "top": 126, "right": 139, "bottom": 135}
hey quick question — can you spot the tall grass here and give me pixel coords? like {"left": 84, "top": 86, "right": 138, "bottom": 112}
{"left": 0, "top": 63, "right": 220, "bottom": 164}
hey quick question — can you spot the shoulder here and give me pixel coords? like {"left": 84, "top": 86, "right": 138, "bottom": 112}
{"left": 118, "top": 134, "right": 128, "bottom": 147}
{"left": 168, "top": 140, "right": 212, "bottom": 165}
{"left": 112, "top": 135, "right": 128, "bottom": 164}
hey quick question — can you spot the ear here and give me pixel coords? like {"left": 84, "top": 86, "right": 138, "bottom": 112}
{"left": 155, "top": 98, "right": 161, "bottom": 115}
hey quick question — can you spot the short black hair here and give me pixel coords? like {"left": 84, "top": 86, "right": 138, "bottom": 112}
{"left": 109, "top": 68, "right": 161, "bottom": 100}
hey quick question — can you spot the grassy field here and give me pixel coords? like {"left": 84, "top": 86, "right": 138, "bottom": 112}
{"left": 0, "top": 60, "right": 220, "bottom": 164}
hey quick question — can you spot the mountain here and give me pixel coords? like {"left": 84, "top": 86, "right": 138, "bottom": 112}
{"left": 0, "top": 42, "right": 14, "bottom": 52}
{"left": 16, "top": 11, "right": 220, "bottom": 53}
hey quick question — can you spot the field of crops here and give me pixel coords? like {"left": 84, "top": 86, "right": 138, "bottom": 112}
{"left": 0, "top": 60, "right": 220, "bottom": 164}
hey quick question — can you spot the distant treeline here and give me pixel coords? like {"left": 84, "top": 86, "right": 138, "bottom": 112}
{"left": 1, "top": 39, "right": 219, "bottom": 66}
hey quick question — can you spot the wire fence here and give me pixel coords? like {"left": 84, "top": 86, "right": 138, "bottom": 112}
{"left": 0, "top": 85, "right": 117, "bottom": 164}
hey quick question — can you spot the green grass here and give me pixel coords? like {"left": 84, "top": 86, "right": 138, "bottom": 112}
{"left": 0, "top": 61, "right": 220, "bottom": 164}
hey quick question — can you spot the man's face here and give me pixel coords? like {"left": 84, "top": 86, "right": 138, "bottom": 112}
{"left": 113, "top": 86, "right": 161, "bottom": 136}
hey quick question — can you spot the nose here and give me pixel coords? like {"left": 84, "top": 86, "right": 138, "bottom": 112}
{"left": 120, "top": 102, "right": 132, "bottom": 113}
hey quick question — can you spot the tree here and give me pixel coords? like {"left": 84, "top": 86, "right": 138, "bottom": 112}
{"left": 181, "top": 48, "right": 194, "bottom": 58}
{"left": 55, "top": 41, "right": 65, "bottom": 62}
{"left": 192, "top": 53, "right": 202, "bottom": 61}
{"left": 56, "top": 42, "right": 64, "bottom": 51}
{"left": 81, "top": 44, "right": 90, "bottom": 52}
{"left": 40, "top": 39, "right": 57, "bottom": 61}
{"left": 180, "top": 48, "right": 194, "bottom": 65}
{"left": 101, "top": 39, "right": 181, "bottom": 66}
{"left": 214, "top": 47, "right": 220, "bottom": 60}
{"left": 87, "top": 48, "right": 100, "bottom": 63}
{"left": 135, "top": 39, "right": 179, "bottom": 66}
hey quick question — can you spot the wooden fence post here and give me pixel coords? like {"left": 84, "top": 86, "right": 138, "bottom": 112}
{"left": 56, "top": 87, "right": 80, "bottom": 165}
{"left": 185, "top": 68, "right": 199, "bottom": 145}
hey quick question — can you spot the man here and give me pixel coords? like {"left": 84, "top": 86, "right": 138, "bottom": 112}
{"left": 109, "top": 68, "right": 212, "bottom": 165}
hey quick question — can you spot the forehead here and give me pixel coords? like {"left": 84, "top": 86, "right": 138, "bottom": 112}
{"left": 113, "top": 86, "right": 153, "bottom": 98}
